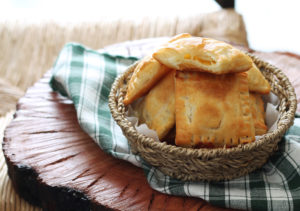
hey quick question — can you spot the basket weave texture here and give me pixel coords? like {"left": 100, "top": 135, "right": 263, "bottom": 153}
{"left": 109, "top": 53, "right": 297, "bottom": 181}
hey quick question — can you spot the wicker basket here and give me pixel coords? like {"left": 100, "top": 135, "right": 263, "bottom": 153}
{"left": 108, "top": 53, "right": 297, "bottom": 181}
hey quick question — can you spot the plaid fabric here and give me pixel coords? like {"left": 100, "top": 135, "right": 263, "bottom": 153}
{"left": 50, "top": 43, "right": 300, "bottom": 211}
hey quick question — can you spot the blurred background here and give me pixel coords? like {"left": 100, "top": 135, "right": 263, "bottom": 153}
{"left": 1, "top": 1, "right": 300, "bottom": 210}
{"left": 1, "top": 0, "right": 299, "bottom": 54}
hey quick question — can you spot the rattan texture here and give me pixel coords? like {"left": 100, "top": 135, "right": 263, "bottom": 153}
{"left": 109, "top": 53, "right": 297, "bottom": 181}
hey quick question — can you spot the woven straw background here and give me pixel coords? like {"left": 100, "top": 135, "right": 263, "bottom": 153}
{"left": 0, "top": 9, "right": 248, "bottom": 210}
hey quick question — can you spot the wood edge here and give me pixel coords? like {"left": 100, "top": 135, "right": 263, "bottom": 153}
{"left": 274, "top": 51, "right": 300, "bottom": 60}
{"left": 2, "top": 122, "right": 114, "bottom": 211}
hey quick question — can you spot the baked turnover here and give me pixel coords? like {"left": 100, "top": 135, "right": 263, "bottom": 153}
{"left": 249, "top": 93, "right": 268, "bottom": 135}
{"left": 124, "top": 34, "right": 270, "bottom": 148}
{"left": 175, "top": 71, "right": 255, "bottom": 147}
{"left": 123, "top": 33, "right": 192, "bottom": 105}
{"left": 153, "top": 36, "right": 253, "bottom": 74}
{"left": 247, "top": 64, "right": 271, "bottom": 94}
{"left": 137, "top": 71, "right": 175, "bottom": 139}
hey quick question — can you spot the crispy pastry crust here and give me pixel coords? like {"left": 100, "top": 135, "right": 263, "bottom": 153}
{"left": 123, "top": 34, "right": 192, "bottom": 105}
{"left": 123, "top": 56, "right": 170, "bottom": 105}
{"left": 153, "top": 37, "right": 253, "bottom": 74}
{"left": 249, "top": 93, "right": 268, "bottom": 135}
{"left": 138, "top": 71, "right": 176, "bottom": 139}
{"left": 247, "top": 64, "right": 271, "bottom": 94}
{"left": 166, "top": 33, "right": 192, "bottom": 43}
{"left": 175, "top": 71, "right": 255, "bottom": 147}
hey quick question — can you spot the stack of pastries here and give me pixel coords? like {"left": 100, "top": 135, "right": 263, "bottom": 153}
{"left": 123, "top": 34, "right": 270, "bottom": 148}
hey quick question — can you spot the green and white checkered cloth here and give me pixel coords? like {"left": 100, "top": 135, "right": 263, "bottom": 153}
{"left": 50, "top": 43, "right": 300, "bottom": 211}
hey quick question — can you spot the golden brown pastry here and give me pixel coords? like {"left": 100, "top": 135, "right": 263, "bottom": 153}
{"left": 247, "top": 64, "right": 271, "bottom": 94}
{"left": 166, "top": 33, "right": 192, "bottom": 43}
{"left": 138, "top": 71, "right": 176, "bottom": 139}
{"left": 153, "top": 37, "right": 253, "bottom": 74}
{"left": 175, "top": 71, "right": 255, "bottom": 147}
{"left": 249, "top": 93, "right": 268, "bottom": 135}
{"left": 123, "top": 55, "right": 170, "bottom": 105}
{"left": 123, "top": 34, "right": 192, "bottom": 106}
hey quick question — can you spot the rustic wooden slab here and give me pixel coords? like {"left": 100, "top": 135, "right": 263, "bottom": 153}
{"left": 2, "top": 38, "right": 235, "bottom": 211}
{"left": 4, "top": 71, "right": 230, "bottom": 211}
{"left": 3, "top": 38, "right": 300, "bottom": 211}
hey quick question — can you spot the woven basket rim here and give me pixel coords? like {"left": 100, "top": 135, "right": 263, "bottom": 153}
{"left": 109, "top": 53, "right": 297, "bottom": 160}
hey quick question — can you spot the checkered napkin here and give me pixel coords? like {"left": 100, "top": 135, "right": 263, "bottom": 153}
{"left": 50, "top": 43, "right": 300, "bottom": 211}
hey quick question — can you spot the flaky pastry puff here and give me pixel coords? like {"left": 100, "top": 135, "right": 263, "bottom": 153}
{"left": 247, "top": 64, "right": 271, "bottom": 94}
{"left": 175, "top": 71, "right": 255, "bottom": 148}
{"left": 153, "top": 37, "right": 253, "bottom": 74}
{"left": 138, "top": 71, "right": 176, "bottom": 139}
{"left": 123, "top": 56, "right": 170, "bottom": 105}
{"left": 166, "top": 33, "right": 192, "bottom": 43}
{"left": 249, "top": 93, "right": 268, "bottom": 135}
{"left": 123, "top": 34, "right": 192, "bottom": 105}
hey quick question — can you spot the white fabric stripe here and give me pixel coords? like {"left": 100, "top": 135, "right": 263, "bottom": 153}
{"left": 52, "top": 46, "right": 70, "bottom": 96}
{"left": 285, "top": 140, "right": 300, "bottom": 169}
{"left": 94, "top": 55, "right": 105, "bottom": 141}
{"left": 83, "top": 51, "right": 103, "bottom": 140}
{"left": 77, "top": 50, "right": 88, "bottom": 122}
{"left": 109, "top": 59, "right": 143, "bottom": 167}
{"left": 245, "top": 174, "right": 251, "bottom": 210}
{"left": 109, "top": 102, "right": 117, "bottom": 155}
{"left": 111, "top": 60, "right": 127, "bottom": 157}
{"left": 165, "top": 173, "right": 170, "bottom": 195}
{"left": 226, "top": 176, "right": 251, "bottom": 209}
{"left": 262, "top": 172, "right": 273, "bottom": 210}
{"left": 161, "top": 170, "right": 170, "bottom": 195}
{"left": 270, "top": 161, "right": 293, "bottom": 210}
{"left": 116, "top": 58, "right": 129, "bottom": 75}
{"left": 184, "top": 182, "right": 191, "bottom": 197}
{"left": 147, "top": 168, "right": 155, "bottom": 188}
{"left": 93, "top": 54, "right": 102, "bottom": 141}
{"left": 225, "top": 180, "right": 230, "bottom": 208}
{"left": 186, "top": 182, "right": 209, "bottom": 200}
{"left": 204, "top": 182, "right": 209, "bottom": 201}
{"left": 65, "top": 46, "right": 71, "bottom": 97}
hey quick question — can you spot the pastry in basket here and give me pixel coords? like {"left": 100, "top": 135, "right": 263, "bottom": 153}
{"left": 137, "top": 71, "right": 175, "bottom": 139}
{"left": 152, "top": 36, "right": 253, "bottom": 74}
{"left": 166, "top": 33, "right": 192, "bottom": 43}
{"left": 123, "top": 33, "right": 192, "bottom": 105}
{"left": 247, "top": 63, "right": 271, "bottom": 94}
{"left": 175, "top": 71, "right": 255, "bottom": 148}
{"left": 249, "top": 93, "right": 268, "bottom": 135}
{"left": 123, "top": 55, "right": 170, "bottom": 105}
{"left": 123, "top": 34, "right": 271, "bottom": 148}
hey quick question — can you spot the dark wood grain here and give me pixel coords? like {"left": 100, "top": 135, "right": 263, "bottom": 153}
{"left": 3, "top": 38, "right": 300, "bottom": 211}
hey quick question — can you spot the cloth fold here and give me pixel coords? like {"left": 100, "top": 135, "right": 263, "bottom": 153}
{"left": 50, "top": 43, "right": 300, "bottom": 211}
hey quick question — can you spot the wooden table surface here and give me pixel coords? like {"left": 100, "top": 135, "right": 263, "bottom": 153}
{"left": 3, "top": 38, "right": 300, "bottom": 211}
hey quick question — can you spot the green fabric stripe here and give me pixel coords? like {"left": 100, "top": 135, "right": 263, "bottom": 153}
{"left": 50, "top": 78, "right": 69, "bottom": 97}
{"left": 270, "top": 140, "right": 300, "bottom": 209}
{"left": 249, "top": 171, "right": 268, "bottom": 210}
{"left": 49, "top": 43, "right": 300, "bottom": 211}
{"left": 49, "top": 46, "right": 70, "bottom": 97}
{"left": 168, "top": 179, "right": 185, "bottom": 195}
{"left": 97, "top": 55, "right": 117, "bottom": 151}
{"left": 209, "top": 182, "right": 226, "bottom": 208}
{"left": 69, "top": 46, "right": 85, "bottom": 105}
